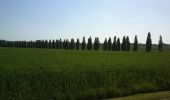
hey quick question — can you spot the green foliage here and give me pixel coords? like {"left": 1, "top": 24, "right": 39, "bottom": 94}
{"left": 93, "top": 37, "right": 100, "bottom": 50}
{"left": 133, "top": 35, "right": 138, "bottom": 51}
{"left": 81, "top": 37, "right": 86, "bottom": 50}
{"left": 55, "top": 40, "right": 59, "bottom": 49}
{"left": 49, "top": 40, "right": 52, "bottom": 49}
{"left": 62, "top": 39, "right": 65, "bottom": 49}
{"left": 59, "top": 38, "right": 62, "bottom": 49}
{"left": 63, "top": 39, "right": 70, "bottom": 49}
{"left": 87, "top": 36, "right": 92, "bottom": 50}
{"left": 76, "top": 38, "right": 80, "bottom": 50}
{"left": 117, "top": 38, "right": 121, "bottom": 51}
{"left": 52, "top": 40, "right": 55, "bottom": 49}
{"left": 126, "top": 36, "right": 130, "bottom": 51}
{"left": 146, "top": 32, "right": 152, "bottom": 52}
{"left": 108, "top": 37, "right": 112, "bottom": 51}
{"left": 121, "top": 36, "right": 130, "bottom": 51}
{"left": 103, "top": 38, "right": 108, "bottom": 50}
{"left": 0, "top": 34, "right": 165, "bottom": 52}
{"left": 112, "top": 36, "right": 117, "bottom": 51}
{"left": 1, "top": 48, "right": 170, "bottom": 99}
{"left": 121, "top": 36, "right": 126, "bottom": 51}
{"left": 158, "top": 35, "right": 163, "bottom": 52}
{"left": 70, "top": 38, "right": 75, "bottom": 50}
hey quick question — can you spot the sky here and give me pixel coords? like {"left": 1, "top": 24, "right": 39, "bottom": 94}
{"left": 0, "top": 0, "right": 170, "bottom": 44}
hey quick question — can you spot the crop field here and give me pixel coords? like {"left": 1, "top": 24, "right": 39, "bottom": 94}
{"left": 0, "top": 48, "right": 170, "bottom": 100}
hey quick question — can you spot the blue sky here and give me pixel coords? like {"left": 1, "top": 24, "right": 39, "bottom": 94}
{"left": 0, "top": 0, "right": 170, "bottom": 44}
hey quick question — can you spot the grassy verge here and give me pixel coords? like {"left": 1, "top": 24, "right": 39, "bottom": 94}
{"left": 106, "top": 91, "right": 170, "bottom": 100}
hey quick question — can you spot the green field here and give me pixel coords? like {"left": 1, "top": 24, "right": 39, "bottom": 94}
{"left": 0, "top": 48, "right": 170, "bottom": 100}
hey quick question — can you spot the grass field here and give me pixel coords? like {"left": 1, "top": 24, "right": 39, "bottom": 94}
{"left": 0, "top": 48, "right": 170, "bottom": 100}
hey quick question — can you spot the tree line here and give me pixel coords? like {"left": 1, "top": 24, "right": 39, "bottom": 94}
{"left": 0, "top": 32, "right": 163, "bottom": 52}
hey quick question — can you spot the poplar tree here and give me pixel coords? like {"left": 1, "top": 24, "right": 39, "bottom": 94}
{"left": 63, "top": 39, "right": 66, "bottom": 49}
{"left": 133, "top": 35, "right": 138, "bottom": 51}
{"left": 42, "top": 40, "right": 45, "bottom": 48}
{"left": 94, "top": 37, "right": 100, "bottom": 50}
{"left": 81, "top": 37, "right": 86, "bottom": 50}
{"left": 146, "top": 32, "right": 152, "bottom": 52}
{"left": 158, "top": 35, "right": 163, "bottom": 52}
{"left": 55, "top": 40, "right": 59, "bottom": 49}
{"left": 52, "top": 40, "right": 55, "bottom": 49}
{"left": 70, "top": 38, "right": 75, "bottom": 50}
{"left": 66, "top": 39, "right": 69, "bottom": 49}
{"left": 49, "top": 40, "right": 52, "bottom": 49}
{"left": 103, "top": 38, "right": 108, "bottom": 50}
{"left": 108, "top": 37, "right": 112, "bottom": 51}
{"left": 76, "top": 38, "right": 80, "bottom": 50}
{"left": 121, "top": 36, "right": 126, "bottom": 51}
{"left": 112, "top": 36, "right": 117, "bottom": 51}
{"left": 97, "top": 37, "right": 100, "bottom": 50}
{"left": 59, "top": 38, "right": 62, "bottom": 49}
{"left": 126, "top": 36, "right": 130, "bottom": 51}
{"left": 87, "top": 36, "right": 92, "bottom": 50}
{"left": 117, "top": 38, "right": 121, "bottom": 51}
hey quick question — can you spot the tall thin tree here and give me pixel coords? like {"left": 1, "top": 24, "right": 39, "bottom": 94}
{"left": 121, "top": 36, "right": 126, "bottom": 51}
{"left": 126, "top": 36, "right": 130, "bottom": 51}
{"left": 81, "top": 36, "right": 86, "bottom": 50}
{"left": 65, "top": 39, "right": 69, "bottom": 49}
{"left": 117, "top": 38, "right": 121, "bottom": 51}
{"left": 87, "top": 36, "right": 92, "bottom": 50}
{"left": 108, "top": 37, "right": 112, "bottom": 51}
{"left": 103, "top": 38, "right": 108, "bottom": 50}
{"left": 112, "top": 36, "right": 117, "bottom": 51}
{"left": 146, "top": 32, "right": 152, "bottom": 52}
{"left": 76, "top": 38, "right": 80, "bottom": 50}
{"left": 158, "top": 35, "right": 163, "bottom": 52}
{"left": 70, "top": 38, "right": 75, "bottom": 50}
{"left": 133, "top": 35, "right": 138, "bottom": 51}
{"left": 49, "top": 40, "right": 52, "bottom": 49}
{"left": 52, "top": 40, "right": 55, "bottom": 49}
{"left": 59, "top": 38, "right": 62, "bottom": 49}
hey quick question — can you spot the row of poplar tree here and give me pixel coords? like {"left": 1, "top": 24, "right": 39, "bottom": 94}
{"left": 0, "top": 32, "right": 163, "bottom": 52}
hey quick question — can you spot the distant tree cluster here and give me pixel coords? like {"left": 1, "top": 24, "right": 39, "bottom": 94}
{"left": 93, "top": 37, "right": 100, "bottom": 50}
{"left": 0, "top": 32, "right": 163, "bottom": 52}
{"left": 121, "top": 36, "right": 130, "bottom": 51}
{"left": 103, "top": 37, "right": 121, "bottom": 51}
